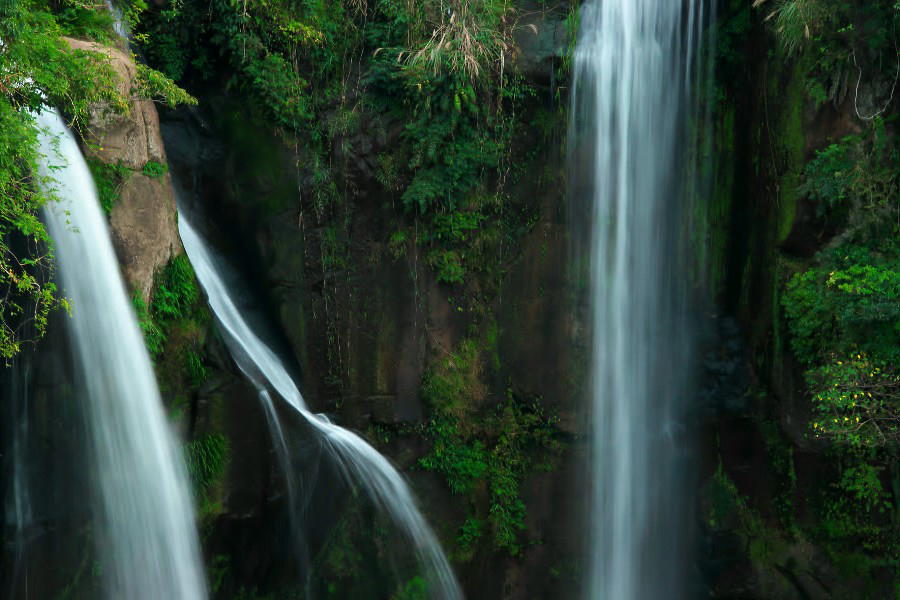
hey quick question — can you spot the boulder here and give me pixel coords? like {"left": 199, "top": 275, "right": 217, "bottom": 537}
{"left": 64, "top": 37, "right": 181, "bottom": 301}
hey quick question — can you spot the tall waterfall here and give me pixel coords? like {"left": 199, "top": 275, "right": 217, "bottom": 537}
{"left": 570, "top": 1, "right": 711, "bottom": 598}
{"left": 178, "top": 210, "right": 462, "bottom": 600}
{"left": 35, "top": 108, "right": 207, "bottom": 600}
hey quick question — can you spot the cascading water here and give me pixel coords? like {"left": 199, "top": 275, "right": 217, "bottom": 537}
{"left": 5, "top": 356, "right": 33, "bottom": 593}
{"left": 35, "top": 108, "right": 207, "bottom": 599}
{"left": 178, "top": 209, "right": 463, "bottom": 600}
{"left": 105, "top": 0, "right": 128, "bottom": 39}
{"left": 570, "top": 2, "right": 711, "bottom": 598}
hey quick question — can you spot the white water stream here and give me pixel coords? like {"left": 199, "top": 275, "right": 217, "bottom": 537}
{"left": 178, "top": 210, "right": 462, "bottom": 599}
{"left": 36, "top": 108, "right": 207, "bottom": 599}
{"left": 571, "top": 2, "right": 710, "bottom": 598}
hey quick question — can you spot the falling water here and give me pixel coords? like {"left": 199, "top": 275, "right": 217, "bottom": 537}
{"left": 570, "top": 2, "right": 710, "bottom": 598}
{"left": 105, "top": 0, "right": 128, "bottom": 39}
{"left": 4, "top": 356, "right": 33, "bottom": 594}
{"left": 178, "top": 210, "right": 462, "bottom": 600}
{"left": 35, "top": 108, "right": 207, "bottom": 599}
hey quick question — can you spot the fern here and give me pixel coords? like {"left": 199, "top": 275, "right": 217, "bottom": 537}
{"left": 184, "top": 433, "right": 230, "bottom": 493}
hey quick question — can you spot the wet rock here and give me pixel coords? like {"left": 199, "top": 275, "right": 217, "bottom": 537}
{"left": 510, "top": 5, "right": 573, "bottom": 85}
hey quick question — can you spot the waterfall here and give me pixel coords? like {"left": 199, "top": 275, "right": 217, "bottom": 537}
{"left": 4, "top": 356, "right": 33, "bottom": 595}
{"left": 105, "top": 0, "right": 128, "bottom": 39}
{"left": 35, "top": 108, "right": 207, "bottom": 600}
{"left": 570, "top": 2, "right": 711, "bottom": 598}
{"left": 178, "top": 210, "right": 463, "bottom": 600}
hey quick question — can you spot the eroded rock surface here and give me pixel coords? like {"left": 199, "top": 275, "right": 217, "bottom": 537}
{"left": 65, "top": 37, "right": 180, "bottom": 301}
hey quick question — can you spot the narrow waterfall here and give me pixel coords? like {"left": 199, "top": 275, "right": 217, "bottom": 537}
{"left": 178, "top": 210, "right": 463, "bottom": 600}
{"left": 570, "top": 2, "right": 710, "bottom": 598}
{"left": 5, "top": 357, "right": 32, "bottom": 592}
{"left": 104, "top": 0, "right": 128, "bottom": 39}
{"left": 35, "top": 108, "right": 207, "bottom": 600}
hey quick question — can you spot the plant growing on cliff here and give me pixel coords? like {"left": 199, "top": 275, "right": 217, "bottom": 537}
{"left": 419, "top": 336, "right": 560, "bottom": 555}
{"left": 753, "top": 0, "right": 829, "bottom": 55}
{"left": 134, "top": 64, "right": 197, "bottom": 108}
{"left": 184, "top": 432, "right": 230, "bottom": 515}
{"left": 784, "top": 118, "right": 900, "bottom": 450}
{"left": 784, "top": 244, "right": 900, "bottom": 446}
{"left": 87, "top": 157, "right": 131, "bottom": 214}
{"left": 0, "top": 0, "right": 198, "bottom": 359}
{"left": 756, "top": 0, "right": 900, "bottom": 111}
{"left": 0, "top": 0, "right": 130, "bottom": 359}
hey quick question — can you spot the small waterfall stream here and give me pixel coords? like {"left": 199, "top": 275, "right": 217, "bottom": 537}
{"left": 571, "top": 1, "right": 711, "bottom": 598}
{"left": 35, "top": 108, "right": 207, "bottom": 599}
{"left": 178, "top": 209, "right": 462, "bottom": 600}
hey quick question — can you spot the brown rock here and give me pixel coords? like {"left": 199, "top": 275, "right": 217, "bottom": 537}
{"left": 63, "top": 37, "right": 181, "bottom": 301}
{"left": 109, "top": 174, "right": 181, "bottom": 302}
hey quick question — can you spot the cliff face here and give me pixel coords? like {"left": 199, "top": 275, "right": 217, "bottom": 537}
{"left": 157, "top": 26, "right": 585, "bottom": 595}
{"left": 65, "top": 38, "right": 181, "bottom": 302}
{"left": 696, "top": 4, "right": 898, "bottom": 598}
{"left": 130, "top": 5, "right": 871, "bottom": 597}
{"left": 7, "top": 3, "right": 892, "bottom": 599}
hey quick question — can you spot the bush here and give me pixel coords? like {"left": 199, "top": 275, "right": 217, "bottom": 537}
{"left": 88, "top": 158, "right": 132, "bottom": 214}
{"left": 141, "top": 159, "right": 168, "bottom": 178}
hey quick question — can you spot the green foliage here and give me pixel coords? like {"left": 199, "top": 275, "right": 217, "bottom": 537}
{"left": 0, "top": 0, "right": 195, "bottom": 359}
{"left": 419, "top": 337, "right": 560, "bottom": 555}
{"left": 755, "top": 0, "right": 899, "bottom": 108}
{"left": 706, "top": 460, "right": 787, "bottom": 564}
{"left": 800, "top": 136, "right": 859, "bottom": 206}
{"left": 317, "top": 498, "right": 366, "bottom": 581}
{"left": 810, "top": 451, "right": 899, "bottom": 572}
{"left": 800, "top": 127, "right": 897, "bottom": 220}
{"left": 455, "top": 517, "right": 483, "bottom": 556}
{"left": 152, "top": 255, "right": 200, "bottom": 322}
{"left": 427, "top": 249, "right": 466, "bottom": 284}
{"left": 808, "top": 353, "right": 900, "bottom": 447}
{"left": 0, "top": 0, "right": 131, "bottom": 359}
{"left": 0, "top": 103, "right": 62, "bottom": 359}
{"left": 756, "top": 0, "right": 830, "bottom": 56}
{"left": 135, "top": 0, "right": 533, "bottom": 286}
{"left": 784, "top": 247, "right": 900, "bottom": 446}
{"left": 405, "top": 0, "right": 512, "bottom": 80}
{"left": 390, "top": 576, "right": 428, "bottom": 600}
{"left": 134, "top": 64, "right": 197, "bottom": 108}
{"left": 141, "top": 159, "right": 168, "bottom": 178}
{"left": 184, "top": 432, "right": 230, "bottom": 494}
{"left": 133, "top": 254, "right": 202, "bottom": 360}
{"left": 87, "top": 157, "right": 131, "bottom": 214}
{"left": 486, "top": 396, "right": 545, "bottom": 553}
{"left": 55, "top": 2, "right": 118, "bottom": 44}
{"left": 185, "top": 349, "right": 208, "bottom": 386}
{"left": 1, "top": 3, "right": 127, "bottom": 121}
{"left": 783, "top": 119, "right": 900, "bottom": 451}
{"left": 132, "top": 293, "right": 165, "bottom": 356}
{"left": 420, "top": 413, "right": 489, "bottom": 494}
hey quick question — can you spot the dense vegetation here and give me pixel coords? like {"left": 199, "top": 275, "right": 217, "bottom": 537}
{"left": 0, "top": 0, "right": 190, "bottom": 360}
{"left": 2, "top": 0, "right": 899, "bottom": 597}
{"left": 728, "top": 0, "right": 900, "bottom": 588}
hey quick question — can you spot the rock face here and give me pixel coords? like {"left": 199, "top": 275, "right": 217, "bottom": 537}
{"left": 65, "top": 38, "right": 180, "bottom": 301}
{"left": 510, "top": 6, "right": 571, "bottom": 84}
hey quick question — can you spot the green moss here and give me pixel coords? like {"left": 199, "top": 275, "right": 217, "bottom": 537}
{"left": 184, "top": 432, "right": 230, "bottom": 515}
{"left": 775, "top": 60, "right": 806, "bottom": 244}
{"left": 87, "top": 158, "right": 132, "bottom": 215}
{"left": 141, "top": 160, "right": 168, "bottom": 178}
{"left": 132, "top": 293, "right": 165, "bottom": 356}
{"left": 699, "top": 102, "right": 737, "bottom": 299}
{"left": 707, "top": 460, "right": 789, "bottom": 565}
{"left": 419, "top": 336, "right": 560, "bottom": 556}
{"left": 315, "top": 497, "right": 376, "bottom": 591}
{"left": 390, "top": 577, "right": 428, "bottom": 600}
